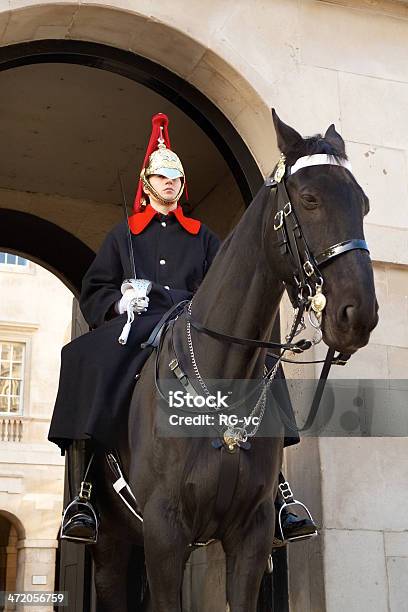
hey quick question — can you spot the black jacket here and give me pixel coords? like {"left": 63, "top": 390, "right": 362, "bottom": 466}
{"left": 81, "top": 214, "right": 220, "bottom": 328}
{"left": 49, "top": 213, "right": 220, "bottom": 450}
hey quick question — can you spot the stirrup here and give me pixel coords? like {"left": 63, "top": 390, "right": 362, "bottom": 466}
{"left": 276, "top": 480, "right": 318, "bottom": 544}
{"left": 60, "top": 480, "right": 99, "bottom": 544}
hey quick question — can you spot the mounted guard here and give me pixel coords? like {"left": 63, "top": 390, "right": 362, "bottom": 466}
{"left": 49, "top": 112, "right": 317, "bottom": 550}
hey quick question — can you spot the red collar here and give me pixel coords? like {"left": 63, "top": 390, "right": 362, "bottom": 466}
{"left": 128, "top": 205, "right": 201, "bottom": 235}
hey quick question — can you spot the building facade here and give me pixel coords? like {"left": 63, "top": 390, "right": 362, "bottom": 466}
{"left": 0, "top": 255, "right": 71, "bottom": 605}
{"left": 0, "top": 0, "right": 407, "bottom": 610}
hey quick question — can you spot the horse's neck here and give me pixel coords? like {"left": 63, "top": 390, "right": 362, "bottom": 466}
{"left": 191, "top": 188, "right": 284, "bottom": 380}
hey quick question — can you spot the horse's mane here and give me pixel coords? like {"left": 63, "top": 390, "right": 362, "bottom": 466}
{"left": 299, "top": 134, "right": 370, "bottom": 213}
{"left": 296, "top": 133, "right": 348, "bottom": 162}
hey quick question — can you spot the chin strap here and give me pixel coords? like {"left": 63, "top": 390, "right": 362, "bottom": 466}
{"left": 141, "top": 172, "right": 184, "bottom": 206}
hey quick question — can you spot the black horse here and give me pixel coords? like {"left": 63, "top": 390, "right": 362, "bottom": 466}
{"left": 90, "top": 111, "right": 378, "bottom": 611}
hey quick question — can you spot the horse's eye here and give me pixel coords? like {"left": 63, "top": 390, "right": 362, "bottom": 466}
{"left": 301, "top": 194, "right": 318, "bottom": 208}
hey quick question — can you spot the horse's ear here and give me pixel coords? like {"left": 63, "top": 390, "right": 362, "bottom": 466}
{"left": 271, "top": 109, "right": 303, "bottom": 155}
{"left": 324, "top": 124, "right": 346, "bottom": 155}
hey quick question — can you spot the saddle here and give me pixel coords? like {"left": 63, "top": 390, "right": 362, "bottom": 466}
{"left": 141, "top": 300, "right": 189, "bottom": 350}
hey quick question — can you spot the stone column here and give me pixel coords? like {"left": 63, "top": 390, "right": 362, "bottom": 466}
{"left": 15, "top": 539, "right": 58, "bottom": 612}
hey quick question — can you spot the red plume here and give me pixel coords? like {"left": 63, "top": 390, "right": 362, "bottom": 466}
{"left": 133, "top": 113, "right": 171, "bottom": 212}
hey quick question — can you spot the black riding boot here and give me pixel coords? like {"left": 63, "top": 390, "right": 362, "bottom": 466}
{"left": 274, "top": 472, "right": 317, "bottom": 545}
{"left": 60, "top": 440, "right": 99, "bottom": 544}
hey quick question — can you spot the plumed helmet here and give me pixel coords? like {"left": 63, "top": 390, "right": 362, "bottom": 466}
{"left": 133, "top": 113, "right": 187, "bottom": 212}
{"left": 144, "top": 143, "right": 184, "bottom": 180}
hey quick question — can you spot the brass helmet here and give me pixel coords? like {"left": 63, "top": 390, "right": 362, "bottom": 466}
{"left": 134, "top": 113, "right": 186, "bottom": 212}
{"left": 144, "top": 141, "right": 184, "bottom": 180}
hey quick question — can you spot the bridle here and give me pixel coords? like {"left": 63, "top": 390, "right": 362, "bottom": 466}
{"left": 186, "top": 152, "right": 369, "bottom": 356}
{"left": 160, "top": 152, "right": 370, "bottom": 443}
{"left": 269, "top": 152, "right": 369, "bottom": 326}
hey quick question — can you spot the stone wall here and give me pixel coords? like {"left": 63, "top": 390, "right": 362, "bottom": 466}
{"left": 0, "top": 261, "right": 72, "bottom": 606}
{"left": 0, "top": 0, "right": 407, "bottom": 609}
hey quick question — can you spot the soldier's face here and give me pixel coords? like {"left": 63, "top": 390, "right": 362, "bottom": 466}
{"left": 148, "top": 174, "right": 182, "bottom": 203}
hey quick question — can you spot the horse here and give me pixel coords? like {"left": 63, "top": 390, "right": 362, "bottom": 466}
{"left": 89, "top": 110, "right": 379, "bottom": 611}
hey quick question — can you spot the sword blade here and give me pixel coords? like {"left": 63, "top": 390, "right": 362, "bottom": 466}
{"left": 118, "top": 171, "right": 137, "bottom": 280}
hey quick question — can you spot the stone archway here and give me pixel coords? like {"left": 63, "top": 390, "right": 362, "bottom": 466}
{"left": 0, "top": 209, "right": 94, "bottom": 296}
{"left": 0, "top": 38, "right": 265, "bottom": 259}
{"left": 0, "top": 1, "right": 276, "bottom": 175}
{"left": 0, "top": 510, "right": 25, "bottom": 606}
{"left": 0, "top": 6, "right": 287, "bottom": 611}
{"left": 0, "top": 516, "right": 18, "bottom": 594}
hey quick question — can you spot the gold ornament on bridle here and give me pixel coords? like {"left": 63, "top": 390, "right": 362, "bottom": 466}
{"left": 274, "top": 153, "right": 286, "bottom": 183}
{"left": 309, "top": 285, "right": 327, "bottom": 315}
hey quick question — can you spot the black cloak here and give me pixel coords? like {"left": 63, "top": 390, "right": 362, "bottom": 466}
{"left": 48, "top": 212, "right": 220, "bottom": 452}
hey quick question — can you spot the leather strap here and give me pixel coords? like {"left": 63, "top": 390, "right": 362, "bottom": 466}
{"left": 298, "top": 347, "right": 336, "bottom": 432}
{"left": 315, "top": 239, "right": 369, "bottom": 266}
{"left": 141, "top": 299, "right": 189, "bottom": 349}
{"left": 170, "top": 319, "right": 201, "bottom": 398}
{"left": 185, "top": 311, "right": 312, "bottom": 353}
{"left": 105, "top": 452, "right": 144, "bottom": 523}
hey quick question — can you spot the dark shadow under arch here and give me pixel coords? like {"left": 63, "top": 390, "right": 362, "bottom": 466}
{"left": 0, "top": 39, "right": 263, "bottom": 207}
{"left": 0, "top": 510, "right": 25, "bottom": 541}
{"left": 0, "top": 209, "right": 94, "bottom": 296}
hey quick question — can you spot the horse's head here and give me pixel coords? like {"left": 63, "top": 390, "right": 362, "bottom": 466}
{"left": 269, "top": 110, "right": 378, "bottom": 354}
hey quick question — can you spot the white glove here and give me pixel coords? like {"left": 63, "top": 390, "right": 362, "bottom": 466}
{"left": 117, "top": 279, "right": 152, "bottom": 345}
{"left": 116, "top": 289, "right": 149, "bottom": 315}
{"left": 116, "top": 279, "right": 152, "bottom": 315}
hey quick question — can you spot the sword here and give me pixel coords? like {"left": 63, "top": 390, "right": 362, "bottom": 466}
{"left": 117, "top": 171, "right": 137, "bottom": 281}
{"left": 117, "top": 172, "right": 151, "bottom": 345}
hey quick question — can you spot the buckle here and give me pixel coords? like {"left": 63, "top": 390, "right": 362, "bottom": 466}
{"left": 274, "top": 211, "right": 284, "bottom": 230}
{"left": 303, "top": 261, "right": 314, "bottom": 277}
{"left": 283, "top": 202, "right": 292, "bottom": 216}
{"left": 278, "top": 480, "right": 294, "bottom": 501}
{"left": 79, "top": 481, "right": 92, "bottom": 501}
{"left": 333, "top": 353, "right": 350, "bottom": 366}
{"left": 334, "top": 358, "right": 348, "bottom": 366}
{"left": 169, "top": 359, "right": 178, "bottom": 371}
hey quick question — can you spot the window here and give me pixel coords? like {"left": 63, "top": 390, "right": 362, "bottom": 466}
{"left": 0, "top": 342, "right": 25, "bottom": 414}
{"left": 0, "top": 253, "right": 28, "bottom": 267}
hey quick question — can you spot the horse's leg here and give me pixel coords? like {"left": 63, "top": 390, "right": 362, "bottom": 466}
{"left": 92, "top": 531, "right": 133, "bottom": 612}
{"left": 223, "top": 501, "right": 275, "bottom": 612}
{"left": 143, "top": 498, "right": 191, "bottom": 612}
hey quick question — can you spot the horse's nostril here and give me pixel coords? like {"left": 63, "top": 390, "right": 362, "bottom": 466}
{"left": 339, "top": 304, "right": 357, "bottom": 326}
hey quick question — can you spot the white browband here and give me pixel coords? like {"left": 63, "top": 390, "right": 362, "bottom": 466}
{"left": 289, "top": 154, "right": 353, "bottom": 176}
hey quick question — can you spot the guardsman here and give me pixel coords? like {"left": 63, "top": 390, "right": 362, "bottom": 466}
{"left": 49, "top": 113, "right": 316, "bottom": 545}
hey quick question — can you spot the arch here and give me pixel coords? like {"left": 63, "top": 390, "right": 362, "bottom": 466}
{"left": 0, "top": 2, "right": 274, "bottom": 176}
{"left": 0, "top": 38, "right": 263, "bottom": 206}
{"left": 0, "top": 510, "right": 25, "bottom": 542}
{"left": 0, "top": 209, "right": 94, "bottom": 295}
{"left": 0, "top": 11, "right": 284, "bottom": 609}
{"left": 0, "top": 515, "right": 19, "bottom": 593}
